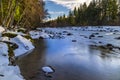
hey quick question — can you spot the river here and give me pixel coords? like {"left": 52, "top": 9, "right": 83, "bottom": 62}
{"left": 17, "top": 27, "right": 120, "bottom": 80}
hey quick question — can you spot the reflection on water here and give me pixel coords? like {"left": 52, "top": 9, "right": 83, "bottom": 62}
{"left": 17, "top": 39, "right": 46, "bottom": 80}
{"left": 17, "top": 39, "right": 120, "bottom": 80}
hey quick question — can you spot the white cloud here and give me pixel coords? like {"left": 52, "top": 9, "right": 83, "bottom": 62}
{"left": 49, "top": 11, "right": 65, "bottom": 14}
{"left": 44, "top": 0, "right": 92, "bottom": 10}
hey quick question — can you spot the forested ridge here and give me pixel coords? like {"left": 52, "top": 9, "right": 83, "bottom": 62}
{"left": 46, "top": 0, "right": 120, "bottom": 27}
{"left": 0, "top": 0, "right": 47, "bottom": 29}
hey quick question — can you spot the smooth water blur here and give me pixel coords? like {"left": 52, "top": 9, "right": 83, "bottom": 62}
{"left": 17, "top": 36, "right": 120, "bottom": 80}
{"left": 45, "top": 39, "right": 120, "bottom": 80}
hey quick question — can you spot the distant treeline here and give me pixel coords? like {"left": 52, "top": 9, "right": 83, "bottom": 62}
{"left": 45, "top": 0, "right": 120, "bottom": 27}
{"left": 0, "top": 0, "right": 48, "bottom": 29}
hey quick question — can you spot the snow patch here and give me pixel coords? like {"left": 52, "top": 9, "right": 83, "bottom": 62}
{"left": 0, "top": 42, "right": 8, "bottom": 56}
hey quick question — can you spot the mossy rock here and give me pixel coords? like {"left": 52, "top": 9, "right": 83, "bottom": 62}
{"left": 17, "top": 28, "right": 27, "bottom": 33}
{"left": 23, "top": 35, "right": 32, "bottom": 39}
{"left": 2, "top": 32, "right": 17, "bottom": 38}
{"left": 11, "top": 43, "right": 19, "bottom": 50}
{"left": 22, "top": 35, "right": 34, "bottom": 44}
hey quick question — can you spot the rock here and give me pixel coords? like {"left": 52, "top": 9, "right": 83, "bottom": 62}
{"left": 72, "top": 40, "right": 77, "bottom": 42}
{"left": 2, "top": 54, "right": 7, "bottom": 56}
{"left": 106, "top": 44, "right": 113, "bottom": 47}
{"left": 93, "top": 33, "right": 99, "bottom": 35}
{"left": 99, "top": 41, "right": 102, "bottom": 44}
{"left": 63, "top": 31, "right": 68, "bottom": 33}
{"left": 98, "top": 36, "right": 103, "bottom": 38}
{"left": 114, "top": 30, "right": 119, "bottom": 32}
{"left": 67, "top": 33, "right": 73, "bottom": 36}
{"left": 42, "top": 66, "right": 55, "bottom": 74}
{"left": 39, "top": 37, "right": 44, "bottom": 39}
{"left": 106, "top": 44, "right": 113, "bottom": 50}
{"left": 0, "top": 74, "right": 4, "bottom": 77}
{"left": 89, "top": 34, "right": 95, "bottom": 39}
{"left": 84, "top": 36, "right": 88, "bottom": 38}
{"left": 115, "top": 37, "right": 120, "bottom": 40}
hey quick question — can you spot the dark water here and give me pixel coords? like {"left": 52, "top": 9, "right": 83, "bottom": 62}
{"left": 17, "top": 39, "right": 120, "bottom": 80}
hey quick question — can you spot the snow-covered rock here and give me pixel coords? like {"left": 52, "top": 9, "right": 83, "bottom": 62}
{"left": 29, "top": 30, "right": 50, "bottom": 39}
{"left": 42, "top": 66, "right": 54, "bottom": 73}
{"left": 39, "top": 32, "right": 50, "bottom": 38}
{"left": 29, "top": 31, "right": 40, "bottom": 39}
{"left": 0, "top": 37, "right": 9, "bottom": 42}
{"left": 11, "top": 35, "right": 35, "bottom": 56}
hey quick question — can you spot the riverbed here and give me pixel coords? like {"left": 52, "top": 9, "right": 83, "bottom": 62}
{"left": 17, "top": 27, "right": 120, "bottom": 80}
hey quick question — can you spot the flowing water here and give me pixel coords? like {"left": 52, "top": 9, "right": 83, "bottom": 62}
{"left": 17, "top": 30, "right": 120, "bottom": 80}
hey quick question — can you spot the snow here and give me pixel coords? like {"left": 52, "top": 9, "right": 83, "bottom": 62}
{"left": 36, "top": 26, "right": 120, "bottom": 48}
{"left": 0, "top": 26, "right": 5, "bottom": 33}
{"left": 29, "top": 30, "right": 50, "bottom": 39}
{"left": 0, "top": 26, "right": 5, "bottom": 37}
{"left": 0, "top": 37, "right": 9, "bottom": 42}
{"left": 0, "top": 65, "right": 24, "bottom": 80}
{"left": 0, "top": 42, "right": 8, "bottom": 56}
{"left": 0, "top": 26, "right": 34, "bottom": 80}
{"left": 29, "top": 31, "right": 40, "bottom": 39}
{"left": 0, "top": 42, "right": 24, "bottom": 80}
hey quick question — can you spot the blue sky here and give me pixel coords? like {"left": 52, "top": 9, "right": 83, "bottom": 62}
{"left": 44, "top": 0, "right": 92, "bottom": 20}
{"left": 45, "top": 1, "right": 69, "bottom": 20}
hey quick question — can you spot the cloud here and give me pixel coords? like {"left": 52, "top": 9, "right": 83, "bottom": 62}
{"left": 44, "top": 0, "right": 92, "bottom": 10}
{"left": 49, "top": 11, "right": 65, "bottom": 15}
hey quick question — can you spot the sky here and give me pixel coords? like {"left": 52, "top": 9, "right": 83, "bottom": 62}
{"left": 44, "top": 0, "right": 92, "bottom": 20}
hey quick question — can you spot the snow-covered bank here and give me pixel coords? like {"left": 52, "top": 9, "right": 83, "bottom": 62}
{"left": 30, "top": 26, "right": 120, "bottom": 57}
{"left": 0, "top": 26, "right": 34, "bottom": 80}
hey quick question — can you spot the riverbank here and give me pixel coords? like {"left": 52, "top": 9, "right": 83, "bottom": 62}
{"left": 0, "top": 26, "right": 34, "bottom": 80}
